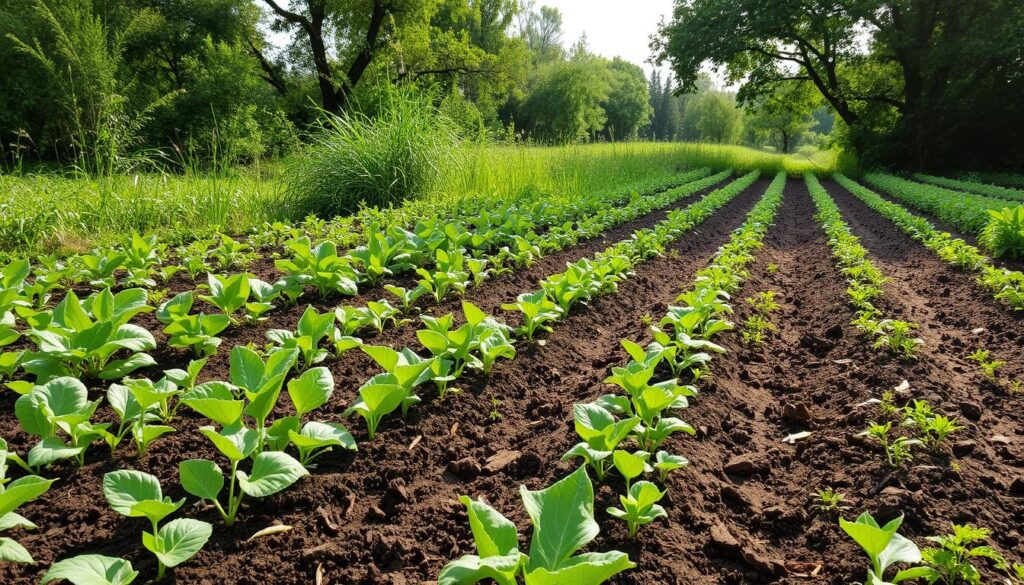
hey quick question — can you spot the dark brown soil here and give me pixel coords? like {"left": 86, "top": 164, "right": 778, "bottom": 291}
{"left": 4, "top": 177, "right": 1023, "bottom": 585}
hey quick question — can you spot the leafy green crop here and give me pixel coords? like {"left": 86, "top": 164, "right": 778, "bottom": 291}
{"left": 180, "top": 440, "right": 308, "bottom": 527}
{"left": 502, "top": 291, "right": 562, "bottom": 340}
{"left": 607, "top": 480, "right": 666, "bottom": 539}
{"left": 438, "top": 466, "right": 634, "bottom": 584}
{"left": 14, "top": 377, "right": 108, "bottom": 469}
{"left": 561, "top": 403, "right": 638, "bottom": 482}
{"left": 25, "top": 288, "right": 155, "bottom": 381}
{"left": 0, "top": 438, "right": 54, "bottom": 563}
{"left": 199, "top": 273, "right": 250, "bottom": 321}
{"left": 275, "top": 237, "right": 358, "bottom": 298}
{"left": 102, "top": 470, "right": 212, "bottom": 580}
{"left": 840, "top": 512, "right": 927, "bottom": 585}
{"left": 267, "top": 305, "right": 335, "bottom": 371}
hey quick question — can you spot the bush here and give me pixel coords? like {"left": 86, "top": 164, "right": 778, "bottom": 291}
{"left": 283, "top": 86, "right": 462, "bottom": 218}
{"left": 981, "top": 206, "right": 1024, "bottom": 259}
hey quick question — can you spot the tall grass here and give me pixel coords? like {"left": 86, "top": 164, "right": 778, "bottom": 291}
{"left": 283, "top": 87, "right": 463, "bottom": 218}
{"left": 1, "top": 140, "right": 849, "bottom": 257}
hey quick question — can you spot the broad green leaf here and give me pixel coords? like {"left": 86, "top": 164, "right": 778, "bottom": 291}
{"left": 612, "top": 451, "right": 647, "bottom": 484}
{"left": 524, "top": 550, "right": 635, "bottom": 585}
{"left": 288, "top": 421, "right": 356, "bottom": 451}
{"left": 520, "top": 466, "right": 599, "bottom": 572}
{"left": 237, "top": 451, "right": 308, "bottom": 498}
{"left": 0, "top": 536, "right": 33, "bottom": 563}
{"left": 438, "top": 552, "right": 523, "bottom": 585}
{"left": 179, "top": 459, "right": 224, "bottom": 501}
{"left": 27, "top": 437, "right": 84, "bottom": 468}
{"left": 287, "top": 367, "right": 333, "bottom": 417}
{"left": 459, "top": 495, "right": 519, "bottom": 557}
{"left": 99, "top": 353, "right": 156, "bottom": 380}
{"left": 0, "top": 475, "right": 55, "bottom": 517}
{"left": 142, "top": 518, "right": 212, "bottom": 568}
{"left": 198, "top": 425, "right": 258, "bottom": 461}
{"left": 102, "top": 470, "right": 182, "bottom": 523}
{"left": 41, "top": 554, "right": 139, "bottom": 585}
{"left": 463, "top": 301, "right": 486, "bottom": 326}
{"left": 181, "top": 383, "right": 243, "bottom": 426}
{"left": 229, "top": 346, "right": 265, "bottom": 391}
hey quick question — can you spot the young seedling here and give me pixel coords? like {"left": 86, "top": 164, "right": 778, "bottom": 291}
{"left": 840, "top": 512, "right": 927, "bottom": 584}
{"left": 102, "top": 470, "right": 212, "bottom": 580}
{"left": 809, "top": 487, "right": 849, "bottom": 515}
{"left": 562, "top": 403, "right": 639, "bottom": 482}
{"left": 180, "top": 436, "right": 308, "bottom": 527}
{"left": 902, "top": 400, "right": 963, "bottom": 450}
{"left": 920, "top": 524, "right": 1016, "bottom": 585}
{"left": 438, "top": 466, "right": 635, "bottom": 584}
{"left": 652, "top": 450, "right": 688, "bottom": 482}
{"left": 607, "top": 481, "right": 667, "bottom": 539}
{"left": 860, "top": 421, "right": 920, "bottom": 468}
{"left": 967, "top": 348, "right": 1005, "bottom": 381}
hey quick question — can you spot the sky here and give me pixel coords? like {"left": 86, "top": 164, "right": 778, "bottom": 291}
{"left": 541, "top": 0, "right": 675, "bottom": 75}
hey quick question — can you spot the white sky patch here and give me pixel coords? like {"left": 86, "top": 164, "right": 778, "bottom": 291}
{"left": 540, "top": 0, "right": 674, "bottom": 74}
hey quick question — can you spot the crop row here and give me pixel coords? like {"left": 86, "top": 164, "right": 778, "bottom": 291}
{"left": 863, "top": 172, "right": 1024, "bottom": 259}
{"left": 0, "top": 169, "right": 727, "bottom": 388}
{"left": 0, "top": 172, "right": 759, "bottom": 582}
{"left": 913, "top": 173, "right": 1024, "bottom": 202}
{"left": 439, "top": 172, "right": 786, "bottom": 583}
{"left": 16, "top": 167, "right": 715, "bottom": 295}
{"left": 835, "top": 174, "right": 1024, "bottom": 311}
{"left": 806, "top": 174, "right": 924, "bottom": 358}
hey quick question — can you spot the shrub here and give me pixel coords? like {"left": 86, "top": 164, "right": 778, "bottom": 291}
{"left": 981, "top": 206, "right": 1024, "bottom": 259}
{"left": 284, "top": 86, "right": 463, "bottom": 218}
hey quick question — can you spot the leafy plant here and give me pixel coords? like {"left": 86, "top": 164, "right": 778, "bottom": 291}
{"left": 43, "top": 555, "right": 140, "bottom": 585}
{"left": 562, "top": 403, "right": 639, "bottom": 482}
{"left": 809, "top": 487, "right": 848, "bottom": 515}
{"left": 607, "top": 480, "right": 666, "bottom": 539}
{"left": 980, "top": 206, "right": 1024, "bottom": 259}
{"left": 860, "top": 421, "right": 921, "bottom": 468}
{"left": 901, "top": 400, "right": 963, "bottom": 449}
{"left": 267, "top": 305, "right": 334, "bottom": 371}
{"left": 501, "top": 290, "right": 562, "bottom": 340}
{"left": 102, "top": 470, "right": 212, "bottom": 580}
{"left": 343, "top": 345, "right": 434, "bottom": 439}
{"left": 25, "top": 288, "right": 156, "bottom": 381}
{"left": 919, "top": 524, "right": 1018, "bottom": 585}
{"left": 967, "top": 348, "right": 1005, "bottom": 380}
{"left": 199, "top": 273, "right": 250, "bottom": 322}
{"left": 417, "top": 301, "right": 514, "bottom": 378}
{"left": 385, "top": 284, "right": 427, "bottom": 314}
{"left": 275, "top": 237, "right": 358, "bottom": 298}
{"left": 180, "top": 439, "right": 308, "bottom": 527}
{"left": 14, "top": 377, "right": 108, "bottom": 469}
{"left": 0, "top": 439, "right": 54, "bottom": 563}
{"left": 163, "top": 312, "right": 231, "bottom": 357}
{"left": 438, "top": 466, "right": 635, "bottom": 584}
{"left": 597, "top": 354, "right": 697, "bottom": 452}
{"left": 873, "top": 320, "right": 923, "bottom": 359}
{"left": 652, "top": 450, "right": 688, "bottom": 482}
{"left": 840, "top": 512, "right": 926, "bottom": 585}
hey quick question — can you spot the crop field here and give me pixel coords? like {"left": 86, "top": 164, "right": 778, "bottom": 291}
{"left": 0, "top": 164, "right": 1022, "bottom": 585}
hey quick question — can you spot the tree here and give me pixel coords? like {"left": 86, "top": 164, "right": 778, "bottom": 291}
{"left": 680, "top": 91, "right": 742, "bottom": 144}
{"left": 518, "top": 2, "right": 564, "bottom": 62}
{"left": 601, "top": 58, "right": 652, "bottom": 140}
{"left": 654, "top": 0, "right": 1024, "bottom": 169}
{"left": 260, "top": 0, "right": 410, "bottom": 114}
{"left": 518, "top": 57, "right": 609, "bottom": 143}
{"left": 743, "top": 83, "right": 817, "bottom": 153}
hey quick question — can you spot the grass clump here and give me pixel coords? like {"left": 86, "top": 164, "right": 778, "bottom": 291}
{"left": 283, "top": 86, "right": 463, "bottom": 218}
